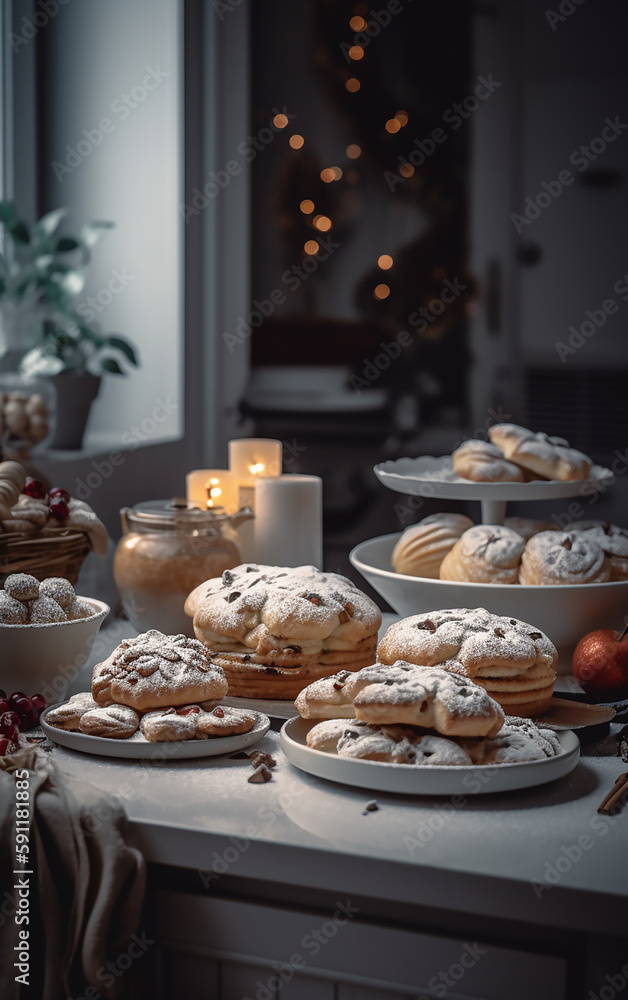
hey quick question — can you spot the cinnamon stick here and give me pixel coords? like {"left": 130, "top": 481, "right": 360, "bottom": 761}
{"left": 597, "top": 772, "right": 628, "bottom": 815}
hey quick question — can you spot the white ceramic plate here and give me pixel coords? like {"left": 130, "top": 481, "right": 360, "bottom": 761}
{"left": 374, "top": 455, "right": 613, "bottom": 500}
{"left": 222, "top": 695, "right": 299, "bottom": 720}
{"left": 41, "top": 706, "right": 271, "bottom": 760}
{"left": 280, "top": 718, "right": 580, "bottom": 795}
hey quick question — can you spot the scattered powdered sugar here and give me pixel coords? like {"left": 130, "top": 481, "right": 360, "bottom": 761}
{"left": 460, "top": 715, "right": 562, "bottom": 764}
{"left": 452, "top": 525, "right": 525, "bottom": 568}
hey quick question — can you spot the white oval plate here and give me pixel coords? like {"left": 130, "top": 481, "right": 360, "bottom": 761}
{"left": 280, "top": 718, "right": 580, "bottom": 795}
{"left": 374, "top": 455, "right": 613, "bottom": 500}
{"left": 41, "top": 706, "right": 271, "bottom": 760}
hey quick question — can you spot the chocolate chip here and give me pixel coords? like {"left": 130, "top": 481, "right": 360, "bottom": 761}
{"left": 247, "top": 578, "right": 261, "bottom": 588}
{"left": 561, "top": 537, "right": 572, "bottom": 550}
{"left": 250, "top": 751, "right": 276, "bottom": 769}
{"left": 248, "top": 764, "right": 272, "bottom": 783}
{"left": 222, "top": 570, "right": 235, "bottom": 586}
{"left": 266, "top": 667, "right": 279, "bottom": 674}
{"left": 230, "top": 751, "right": 251, "bottom": 760}
{"left": 227, "top": 591, "right": 241, "bottom": 603}
{"left": 243, "top": 654, "right": 251, "bottom": 662}
{"left": 364, "top": 800, "right": 379, "bottom": 812}
{"left": 416, "top": 619, "right": 437, "bottom": 631}
{"left": 510, "top": 619, "right": 518, "bottom": 625}
{"left": 304, "top": 592, "right": 323, "bottom": 605}
{"left": 494, "top": 627, "right": 505, "bottom": 637}
{"left": 528, "top": 632, "right": 542, "bottom": 639}
{"left": 333, "top": 681, "right": 345, "bottom": 690}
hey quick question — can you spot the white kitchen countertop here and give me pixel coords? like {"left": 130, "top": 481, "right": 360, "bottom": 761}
{"left": 48, "top": 617, "right": 628, "bottom": 940}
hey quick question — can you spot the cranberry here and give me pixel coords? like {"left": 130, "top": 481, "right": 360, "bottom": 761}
{"left": 30, "top": 694, "right": 46, "bottom": 716}
{"left": 49, "top": 487, "right": 70, "bottom": 503}
{"left": 49, "top": 497, "right": 70, "bottom": 520}
{"left": 0, "top": 700, "right": 10, "bottom": 715}
{"left": 8, "top": 692, "right": 27, "bottom": 710}
{"left": 19, "top": 711, "right": 38, "bottom": 732}
{"left": 0, "top": 712, "right": 21, "bottom": 738}
{"left": 0, "top": 737, "right": 16, "bottom": 756}
{"left": 177, "top": 705, "right": 201, "bottom": 715}
{"left": 23, "top": 478, "right": 47, "bottom": 500}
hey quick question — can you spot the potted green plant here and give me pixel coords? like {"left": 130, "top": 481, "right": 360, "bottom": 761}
{"left": 0, "top": 201, "right": 138, "bottom": 448}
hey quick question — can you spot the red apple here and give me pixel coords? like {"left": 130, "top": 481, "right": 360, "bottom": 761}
{"left": 572, "top": 627, "right": 628, "bottom": 691}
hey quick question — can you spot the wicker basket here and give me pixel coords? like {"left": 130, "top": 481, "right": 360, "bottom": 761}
{"left": 0, "top": 530, "right": 92, "bottom": 586}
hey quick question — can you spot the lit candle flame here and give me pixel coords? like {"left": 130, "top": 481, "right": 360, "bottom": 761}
{"left": 249, "top": 462, "right": 265, "bottom": 475}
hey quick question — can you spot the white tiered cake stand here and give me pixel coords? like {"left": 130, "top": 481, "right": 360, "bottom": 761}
{"left": 373, "top": 455, "right": 614, "bottom": 525}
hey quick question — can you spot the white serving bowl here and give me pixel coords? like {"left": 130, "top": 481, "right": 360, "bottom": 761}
{"left": 0, "top": 598, "right": 109, "bottom": 703}
{"left": 350, "top": 533, "right": 628, "bottom": 667}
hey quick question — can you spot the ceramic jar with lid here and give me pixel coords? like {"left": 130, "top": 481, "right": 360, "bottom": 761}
{"left": 113, "top": 500, "right": 252, "bottom": 635}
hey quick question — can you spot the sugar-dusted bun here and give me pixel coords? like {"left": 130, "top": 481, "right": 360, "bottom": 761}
{"left": 92, "top": 629, "right": 228, "bottom": 710}
{"left": 296, "top": 659, "right": 505, "bottom": 737}
{"left": 392, "top": 513, "right": 473, "bottom": 578}
{"left": 452, "top": 440, "right": 525, "bottom": 483}
{"left": 504, "top": 517, "right": 558, "bottom": 542}
{"left": 519, "top": 530, "right": 610, "bottom": 585}
{"left": 185, "top": 564, "right": 381, "bottom": 699}
{"left": 377, "top": 608, "right": 557, "bottom": 717}
{"left": 488, "top": 423, "right": 592, "bottom": 481}
{"left": 439, "top": 525, "right": 525, "bottom": 584}
{"left": 570, "top": 521, "right": 628, "bottom": 581}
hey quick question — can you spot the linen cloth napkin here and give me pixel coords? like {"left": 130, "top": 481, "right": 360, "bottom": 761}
{"left": 0, "top": 747, "right": 146, "bottom": 999}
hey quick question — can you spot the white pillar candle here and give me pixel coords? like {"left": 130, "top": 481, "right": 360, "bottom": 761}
{"left": 254, "top": 474, "right": 323, "bottom": 569}
{"left": 228, "top": 439, "right": 283, "bottom": 562}
{"left": 186, "top": 469, "right": 237, "bottom": 513}
{"left": 228, "top": 438, "right": 283, "bottom": 493}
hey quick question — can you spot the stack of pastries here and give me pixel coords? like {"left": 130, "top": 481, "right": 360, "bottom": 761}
{"left": 185, "top": 565, "right": 382, "bottom": 699}
{"left": 46, "top": 629, "right": 259, "bottom": 742}
{"left": 393, "top": 514, "right": 626, "bottom": 584}
{"left": 296, "top": 607, "right": 561, "bottom": 763}
{"left": 451, "top": 423, "right": 593, "bottom": 483}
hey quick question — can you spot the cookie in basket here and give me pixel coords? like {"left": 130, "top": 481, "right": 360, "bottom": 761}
{"left": 185, "top": 564, "right": 382, "bottom": 699}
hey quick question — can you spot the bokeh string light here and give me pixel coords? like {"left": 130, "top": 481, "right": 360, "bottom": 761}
{"left": 345, "top": 77, "right": 361, "bottom": 92}
{"left": 346, "top": 143, "right": 361, "bottom": 159}
{"left": 289, "top": 134, "right": 304, "bottom": 149}
{"left": 300, "top": 199, "right": 315, "bottom": 214}
{"left": 373, "top": 283, "right": 391, "bottom": 300}
{"left": 378, "top": 254, "right": 393, "bottom": 270}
